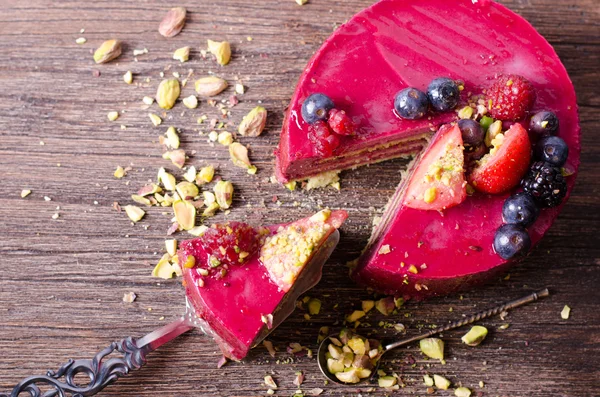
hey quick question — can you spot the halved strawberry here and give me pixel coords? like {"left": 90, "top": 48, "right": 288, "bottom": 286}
{"left": 468, "top": 123, "right": 531, "bottom": 194}
{"left": 403, "top": 124, "right": 467, "bottom": 211}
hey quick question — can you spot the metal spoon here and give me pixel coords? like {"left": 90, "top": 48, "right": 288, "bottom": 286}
{"left": 318, "top": 288, "right": 550, "bottom": 385}
{"left": 1, "top": 231, "right": 340, "bottom": 397}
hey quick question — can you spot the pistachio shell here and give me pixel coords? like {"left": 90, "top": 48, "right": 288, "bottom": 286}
{"left": 195, "top": 76, "right": 228, "bottom": 97}
{"left": 207, "top": 39, "right": 231, "bottom": 65}
{"left": 173, "top": 200, "right": 196, "bottom": 230}
{"left": 158, "top": 7, "right": 187, "bottom": 38}
{"left": 156, "top": 79, "right": 181, "bottom": 110}
{"left": 238, "top": 106, "right": 267, "bottom": 137}
{"left": 94, "top": 39, "right": 122, "bottom": 64}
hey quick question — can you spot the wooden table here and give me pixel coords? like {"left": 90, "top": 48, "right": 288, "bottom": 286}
{"left": 1, "top": 0, "right": 598, "bottom": 396}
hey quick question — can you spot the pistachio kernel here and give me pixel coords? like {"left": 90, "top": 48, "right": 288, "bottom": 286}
{"left": 131, "top": 194, "right": 152, "bottom": 206}
{"left": 346, "top": 310, "right": 365, "bottom": 323}
{"left": 419, "top": 338, "right": 444, "bottom": 360}
{"left": 433, "top": 374, "right": 451, "bottom": 390}
{"left": 188, "top": 225, "right": 208, "bottom": 237}
{"left": 308, "top": 298, "right": 322, "bottom": 315}
{"left": 202, "top": 202, "right": 220, "bottom": 217}
{"left": 158, "top": 168, "right": 177, "bottom": 191}
{"left": 176, "top": 181, "right": 199, "bottom": 200}
{"left": 458, "top": 105, "right": 474, "bottom": 120}
{"left": 93, "top": 39, "right": 122, "bottom": 64}
{"left": 124, "top": 205, "right": 145, "bottom": 223}
{"left": 152, "top": 254, "right": 176, "bottom": 279}
{"left": 20, "top": 189, "right": 32, "bottom": 198}
{"left": 165, "top": 126, "right": 180, "bottom": 149}
{"left": 149, "top": 113, "right": 163, "bottom": 126}
{"left": 123, "top": 71, "right": 133, "bottom": 85}
{"left": 461, "top": 325, "right": 488, "bottom": 346}
{"left": 143, "top": 96, "right": 155, "bottom": 106}
{"left": 196, "top": 165, "right": 215, "bottom": 184}
{"left": 158, "top": 7, "right": 187, "bottom": 38}
{"left": 296, "top": 0, "right": 309, "bottom": 4}
{"left": 561, "top": 305, "right": 571, "bottom": 320}
{"left": 213, "top": 180, "right": 234, "bottom": 209}
{"left": 114, "top": 166, "right": 126, "bottom": 179}
{"left": 203, "top": 191, "right": 216, "bottom": 205}
{"left": 173, "top": 200, "right": 196, "bottom": 230}
{"left": 454, "top": 387, "right": 471, "bottom": 397}
{"left": 238, "top": 106, "right": 267, "bottom": 137}
{"left": 229, "top": 142, "right": 254, "bottom": 170}
{"left": 217, "top": 131, "right": 234, "bottom": 146}
{"left": 107, "top": 111, "right": 119, "bottom": 121}
{"left": 195, "top": 76, "right": 228, "bottom": 97}
{"left": 163, "top": 149, "right": 186, "bottom": 168}
{"left": 361, "top": 300, "right": 375, "bottom": 313}
{"left": 183, "top": 166, "right": 197, "bottom": 183}
{"left": 75, "top": 37, "right": 87, "bottom": 44}
{"left": 182, "top": 95, "right": 198, "bottom": 109}
{"left": 264, "top": 375, "right": 278, "bottom": 389}
{"left": 423, "top": 375, "right": 434, "bottom": 387}
{"left": 156, "top": 78, "right": 181, "bottom": 110}
{"left": 207, "top": 39, "right": 231, "bottom": 65}
{"left": 183, "top": 255, "right": 196, "bottom": 268}
{"left": 165, "top": 239, "right": 178, "bottom": 256}
{"left": 378, "top": 376, "right": 397, "bottom": 388}
{"left": 173, "top": 46, "right": 190, "bottom": 62}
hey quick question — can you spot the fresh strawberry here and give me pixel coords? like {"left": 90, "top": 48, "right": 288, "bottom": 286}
{"left": 403, "top": 124, "right": 467, "bottom": 211}
{"left": 486, "top": 74, "right": 535, "bottom": 121}
{"left": 468, "top": 123, "right": 531, "bottom": 194}
{"left": 328, "top": 109, "right": 356, "bottom": 135}
{"left": 308, "top": 121, "right": 340, "bottom": 156}
{"left": 201, "top": 222, "right": 262, "bottom": 267}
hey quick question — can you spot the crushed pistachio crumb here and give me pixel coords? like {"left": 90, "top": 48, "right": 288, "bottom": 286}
{"left": 107, "top": 111, "right": 119, "bottom": 121}
{"left": 143, "top": 96, "right": 154, "bottom": 106}
{"left": 124, "top": 205, "right": 145, "bottom": 223}
{"left": 207, "top": 39, "right": 231, "bottom": 66}
{"left": 123, "top": 71, "right": 133, "bottom": 85}
{"left": 123, "top": 292, "right": 137, "bottom": 303}
{"left": 173, "top": 46, "right": 190, "bottom": 62}
{"left": 183, "top": 95, "right": 198, "bottom": 109}
{"left": 561, "top": 305, "right": 571, "bottom": 320}
{"left": 21, "top": 189, "right": 32, "bottom": 198}
{"left": 75, "top": 37, "right": 87, "bottom": 44}
{"left": 149, "top": 113, "right": 163, "bottom": 126}
{"left": 378, "top": 244, "right": 391, "bottom": 255}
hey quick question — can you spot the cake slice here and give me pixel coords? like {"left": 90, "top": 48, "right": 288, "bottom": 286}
{"left": 179, "top": 209, "right": 347, "bottom": 360}
{"left": 277, "top": 0, "right": 580, "bottom": 298}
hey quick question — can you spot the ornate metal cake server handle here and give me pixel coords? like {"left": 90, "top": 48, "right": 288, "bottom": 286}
{"left": 0, "top": 301, "right": 200, "bottom": 397}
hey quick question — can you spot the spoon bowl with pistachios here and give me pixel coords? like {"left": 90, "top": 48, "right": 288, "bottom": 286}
{"left": 317, "top": 289, "right": 549, "bottom": 385}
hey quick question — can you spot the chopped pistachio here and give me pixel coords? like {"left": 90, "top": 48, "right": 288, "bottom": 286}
{"left": 458, "top": 105, "right": 474, "bottom": 119}
{"left": 158, "top": 7, "right": 187, "bottom": 38}
{"left": 163, "top": 149, "right": 186, "bottom": 168}
{"left": 485, "top": 120, "right": 503, "bottom": 147}
{"left": 308, "top": 298, "right": 322, "bottom": 315}
{"left": 217, "top": 131, "right": 234, "bottom": 146}
{"left": 305, "top": 171, "right": 340, "bottom": 190}
{"left": 196, "top": 165, "right": 215, "bottom": 184}
{"left": 420, "top": 338, "right": 444, "bottom": 360}
{"left": 361, "top": 300, "right": 375, "bottom": 313}
{"left": 158, "top": 168, "right": 177, "bottom": 191}
{"left": 378, "top": 244, "right": 391, "bottom": 255}
{"left": 164, "top": 126, "right": 180, "bottom": 149}
{"left": 461, "top": 325, "right": 488, "bottom": 346}
{"left": 310, "top": 208, "right": 331, "bottom": 223}
{"left": 75, "top": 37, "right": 87, "bottom": 44}
{"left": 284, "top": 181, "right": 297, "bottom": 191}
{"left": 173, "top": 46, "right": 190, "bottom": 62}
{"left": 165, "top": 239, "right": 178, "bottom": 256}
{"left": 123, "top": 292, "right": 137, "bottom": 303}
{"left": 561, "top": 305, "right": 571, "bottom": 319}
{"left": 434, "top": 374, "right": 451, "bottom": 390}
{"left": 176, "top": 181, "right": 199, "bottom": 199}
{"left": 188, "top": 225, "right": 208, "bottom": 237}
{"left": 455, "top": 387, "right": 471, "bottom": 397}
{"left": 152, "top": 253, "right": 176, "bottom": 279}
{"left": 480, "top": 115, "right": 494, "bottom": 132}
{"left": 182, "top": 95, "right": 198, "bottom": 109}
{"left": 114, "top": 166, "right": 126, "bottom": 179}
{"left": 208, "top": 130, "right": 218, "bottom": 142}
{"left": 124, "top": 205, "right": 145, "bottom": 223}
{"left": 335, "top": 369, "right": 360, "bottom": 384}
{"left": 133, "top": 48, "right": 148, "bottom": 56}
{"left": 156, "top": 79, "right": 181, "bottom": 110}
{"left": 207, "top": 39, "right": 231, "bottom": 65}
{"left": 424, "top": 187, "right": 437, "bottom": 203}
{"left": 93, "top": 39, "right": 122, "bottom": 64}
{"left": 378, "top": 376, "right": 397, "bottom": 388}
{"left": 183, "top": 255, "right": 195, "bottom": 268}
{"left": 375, "top": 297, "right": 395, "bottom": 316}
{"left": 131, "top": 194, "right": 152, "bottom": 206}
{"left": 143, "top": 96, "right": 154, "bottom": 106}
{"left": 214, "top": 180, "right": 234, "bottom": 209}
{"left": 183, "top": 166, "right": 197, "bottom": 183}
{"left": 423, "top": 375, "right": 434, "bottom": 387}
{"left": 238, "top": 106, "right": 267, "bottom": 137}
{"left": 138, "top": 183, "right": 162, "bottom": 196}
{"left": 173, "top": 200, "right": 196, "bottom": 230}
{"left": 202, "top": 202, "right": 220, "bottom": 217}
{"left": 346, "top": 310, "right": 365, "bottom": 323}
{"left": 107, "top": 111, "right": 119, "bottom": 121}
{"left": 203, "top": 191, "right": 216, "bottom": 205}
{"left": 264, "top": 375, "right": 277, "bottom": 389}
{"left": 408, "top": 264, "right": 419, "bottom": 274}
{"left": 229, "top": 142, "right": 254, "bottom": 170}
{"left": 20, "top": 189, "right": 32, "bottom": 198}
{"left": 149, "top": 113, "right": 163, "bottom": 126}
{"left": 296, "top": 0, "right": 309, "bottom": 4}
{"left": 195, "top": 76, "right": 228, "bottom": 97}
{"left": 123, "top": 70, "right": 133, "bottom": 84}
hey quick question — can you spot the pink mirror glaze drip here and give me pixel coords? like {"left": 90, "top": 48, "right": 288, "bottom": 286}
{"left": 179, "top": 210, "right": 347, "bottom": 360}
{"left": 276, "top": 0, "right": 580, "bottom": 298}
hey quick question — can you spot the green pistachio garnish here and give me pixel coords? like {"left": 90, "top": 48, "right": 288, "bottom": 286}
{"left": 93, "top": 39, "right": 122, "bottom": 64}
{"left": 156, "top": 78, "right": 181, "bottom": 110}
{"left": 461, "top": 325, "right": 488, "bottom": 346}
{"left": 176, "top": 181, "right": 199, "bottom": 200}
{"left": 238, "top": 106, "right": 267, "bottom": 137}
{"left": 173, "top": 200, "right": 196, "bottom": 230}
{"left": 195, "top": 76, "right": 228, "bottom": 97}
{"left": 173, "top": 46, "right": 190, "bottom": 62}
{"left": 423, "top": 375, "right": 434, "bottom": 387}
{"left": 346, "top": 310, "right": 365, "bottom": 323}
{"left": 124, "top": 205, "right": 145, "bottom": 223}
{"left": 165, "top": 126, "right": 180, "bottom": 149}
{"left": 455, "top": 387, "right": 471, "bottom": 397}
{"left": 308, "top": 298, "right": 322, "bottom": 315}
{"left": 434, "top": 374, "right": 451, "bottom": 390}
{"left": 213, "top": 180, "right": 234, "bottom": 209}
{"left": 207, "top": 39, "right": 231, "bottom": 65}
{"left": 419, "top": 338, "right": 444, "bottom": 360}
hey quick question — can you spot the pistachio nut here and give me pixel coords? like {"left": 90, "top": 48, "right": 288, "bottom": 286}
{"left": 156, "top": 78, "right": 181, "bottom": 110}
{"left": 229, "top": 142, "right": 253, "bottom": 170}
{"left": 461, "top": 325, "right": 488, "bottom": 346}
{"left": 296, "top": 0, "right": 309, "bottom": 4}
{"left": 202, "top": 202, "right": 220, "bottom": 217}
{"left": 107, "top": 111, "right": 119, "bottom": 121}
{"left": 346, "top": 310, "right": 365, "bottom": 323}
{"left": 176, "top": 181, "right": 199, "bottom": 200}
{"left": 123, "top": 71, "right": 133, "bottom": 84}
{"left": 124, "top": 205, "right": 145, "bottom": 223}
{"left": 455, "top": 387, "right": 471, "bottom": 397}
{"left": 158, "top": 167, "right": 177, "bottom": 191}
{"left": 196, "top": 165, "right": 215, "bottom": 184}
{"left": 93, "top": 39, "right": 122, "bottom": 64}
{"left": 173, "top": 200, "right": 196, "bottom": 230}
{"left": 138, "top": 183, "right": 162, "bottom": 196}
{"left": 458, "top": 105, "right": 474, "bottom": 120}
{"left": 158, "top": 7, "right": 187, "bottom": 38}
{"left": 163, "top": 149, "right": 186, "bottom": 168}
{"left": 433, "top": 374, "right": 451, "bottom": 390}
{"left": 208, "top": 130, "right": 218, "bottom": 142}
{"left": 165, "top": 126, "right": 180, "bottom": 149}
{"left": 377, "top": 376, "right": 397, "bottom": 388}
{"left": 213, "top": 180, "right": 233, "bottom": 209}
{"left": 235, "top": 83, "right": 245, "bottom": 94}
{"left": 75, "top": 37, "right": 87, "bottom": 44}
{"left": 131, "top": 194, "right": 152, "bottom": 206}
{"left": 264, "top": 375, "right": 277, "bottom": 389}
{"left": 361, "top": 300, "right": 375, "bottom": 313}
{"left": 21, "top": 189, "right": 32, "bottom": 198}
{"left": 375, "top": 297, "right": 395, "bottom": 316}
{"left": 485, "top": 120, "right": 503, "bottom": 147}
{"left": 207, "top": 39, "right": 231, "bottom": 65}
{"left": 419, "top": 338, "right": 444, "bottom": 360}
{"left": 114, "top": 166, "right": 126, "bottom": 179}
{"left": 183, "top": 166, "right": 197, "bottom": 183}
{"left": 308, "top": 298, "right": 321, "bottom": 315}
{"left": 182, "top": 95, "right": 198, "bottom": 109}
{"left": 188, "top": 225, "right": 208, "bottom": 237}
{"left": 284, "top": 181, "right": 297, "bottom": 191}
{"left": 203, "top": 191, "right": 216, "bottom": 205}
{"left": 423, "top": 375, "right": 434, "bottom": 387}
{"left": 152, "top": 253, "right": 176, "bottom": 279}
{"left": 561, "top": 305, "right": 571, "bottom": 320}
{"left": 165, "top": 239, "right": 178, "bottom": 256}
{"left": 195, "top": 76, "right": 228, "bottom": 97}
{"left": 149, "top": 113, "right": 162, "bottom": 126}
{"left": 217, "top": 131, "right": 233, "bottom": 146}
{"left": 238, "top": 106, "right": 267, "bottom": 137}
{"left": 173, "top": 46, "right": 190, "bottom": 62}
{"left": 143, "top": 96, "right": 154, "bottom": 106}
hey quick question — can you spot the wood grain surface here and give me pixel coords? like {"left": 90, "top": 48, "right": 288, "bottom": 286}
{"left": 0, "top": 0, "right": 599, "bottom": 396}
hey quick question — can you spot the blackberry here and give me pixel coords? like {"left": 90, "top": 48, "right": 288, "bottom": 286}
{"left": 521, "top": 161, "right": 567, "bottom": 207}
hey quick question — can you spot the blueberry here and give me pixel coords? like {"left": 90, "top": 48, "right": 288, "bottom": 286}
{"left": 394, "top": 88, "right": 429, "bottom": 120}
{"left": 493, "top": 224, "right": 531, "bottom": 260}
{"left": 458, "top": 119, "right": 485, "bottom": 146}
{"left": 427, "top": 77, "right": 460, "bottom": 112}
{"left": 529, "top": 111, "right": 559, "bottom": 135}
{"left": 301, "top": 93, "right": 335, "bottom": 124}
{"left": 502, "top": 193, "right": 539, "bottom": 227}
{"left": 534, "top": 135, "right": 569, "bottom": 167}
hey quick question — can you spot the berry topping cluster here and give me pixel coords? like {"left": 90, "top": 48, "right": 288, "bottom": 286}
{"left": 394, "top": 77, "right": 461, "bottom": 120}
{"left": 199, "top": 221, "right": 264, "bottom": 267}
{"left": 301, "top": 93, "right": 356, "bottom": 156}
{"left": 485, "top": 74, "right": 536, "bottom": 121}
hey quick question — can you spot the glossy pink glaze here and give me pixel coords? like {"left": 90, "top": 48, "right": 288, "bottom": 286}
{"left": 179, "top": 211, "right": 347, "bottom": 360}
{"left": 276, "top": 0, "right": 580, "bottom": 184}
{"left": 274, "top": 0, "right": 580, "bottom": 298}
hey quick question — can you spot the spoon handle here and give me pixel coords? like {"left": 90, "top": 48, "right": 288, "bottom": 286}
{"left": 384, "top": 288, "right": 550, "bottom": 351}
